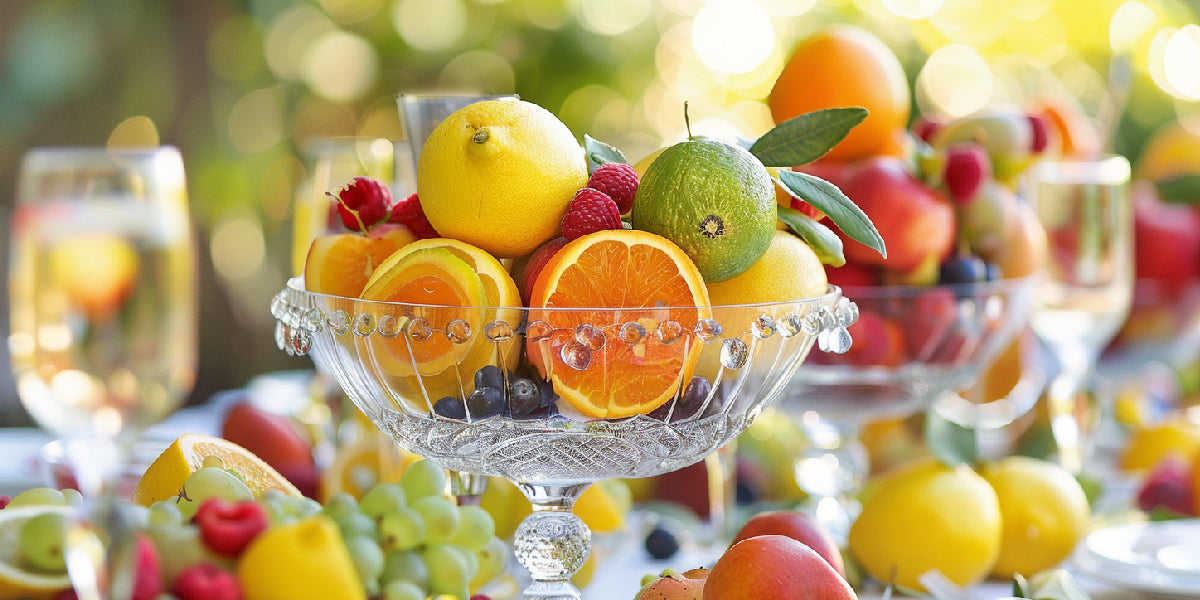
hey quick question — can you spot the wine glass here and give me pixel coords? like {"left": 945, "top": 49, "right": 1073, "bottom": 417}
{"left": 781, "top": 276, "right": 1037, "bottom": 542}
{"left": 272, "top": 277, "right": 853, "bottom": 599}
{"left": 8, "top": 146, "right": 196, "bottom": 599}
{"left": 1025, "top": 155, "right": 1133, "bottom": 473}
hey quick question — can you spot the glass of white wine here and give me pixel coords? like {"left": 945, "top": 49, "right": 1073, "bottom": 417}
{"left": 9, "top": 146, "right": 196, "bottom": 600}
{"left": 1026, "top": 154, "right": 1133, "bottom": 473}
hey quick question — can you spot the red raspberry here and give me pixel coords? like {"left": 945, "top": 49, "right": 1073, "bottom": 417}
{"left": 171, "top": 563, "right": 243, "bottom": 600}
{"left": 470, "top": 595, "right": 494, "bottom": 600}
{"left": 0, "top": 495, "right": 11, "bottom": 509}
{"left": 132, "top": 534, "right": 164, "bottom": 600}
{"left": 194, "top": 498, "right": 269, "bottom": 558}
{"left": 1027, "top": 113, "right": 1050, "bottom": 153}
{"left": 52, "top": 589, "right": 77, "bottom": 600}
{"left": 388, "top": 192, "right": 439, "bottom": 239}
{"left": 520, "top": 237, "right": 569, "bottom": 305}
{"left": 942, "top": 143, "right": 992, "bottom": 205}
{"left": 911, "top": 116, "right": 943, "bottom": 144}
{"left": 561, "top": 188, "right": 621, "bottom": 241}
{"left": 330, "top": 176, "right": 391, "bottom": 234}
{"left": 586, "top": 163, "right": 639, "bottom": 214}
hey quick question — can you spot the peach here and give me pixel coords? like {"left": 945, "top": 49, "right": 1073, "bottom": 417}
{"left": 838, "top": 157, "right": 956, "bottom": 272}
{"left": 730, "top": 511, "right": 845, "bottom": 578}
{"left": 703, "top": 535, "right": 857, "bottom": 600}
{"left": 636, "top": 568, "right": 709, "bottom": 600}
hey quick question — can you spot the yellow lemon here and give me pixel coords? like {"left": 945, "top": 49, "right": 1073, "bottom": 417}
{"left": 132, "top": 433, "right": 301, "bottom": 506}
{"left": 238, "top": 515, "right": 365, "bottom": 600}
{"left": 1118, "top": 421, "right": 1200, "bottom": 471}
{"left": 981, "top": 456, "right": 1090, "bottom": 578}
{"left": 0, "top": 507, "right": 72, "bottom": 600}
{"left": 705, "top": 230, "right": 827, "bottom": 306}
{"left": 418, "top": 99, "right": 588, "bottom": 258}
{"left": 849, "top": 459, "right": 1001, "bottom": 591}
{"left": 480, "top": 477, "right": 532, "bottom": 540}
{"left": 573, "top": 479, "right": 632, "bottom": 534}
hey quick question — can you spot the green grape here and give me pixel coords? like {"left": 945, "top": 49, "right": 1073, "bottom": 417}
{"left": 261, "top": 495, "right": 296, "bottom": 527}
{"left": 146, "top": 520, "right": 222, "bottom": 582}
{"left": 263, "top": 490, "right": 322, "bottom": 527}
{"left": 176, "top": 466, "right": 254, "bottom": 520}
{"left": 422, "top": 543, "right": 471, "bottom": 599}
{"left": 459, "top": 546, "right": 479, "bottom": 581}
{"left": 59, "top": 489, "right": 83, "bottom": 508}
{"left": 148, "top": 501, "right": 184, "bottom": 527}
{"left": 448, "top": 505, "right": 495, "bottom": 551}
{"left": 360, "top": 483, "right": 407, "bottom": 520}
{"left": 400, "top": 460, "right": 446, "bottom": 501}
{"left": 344, "top": 535, "right": 385, "bottom": 596}
{"left": 381, "top": 579, "right": 426, "bottom": 600}
{"left": 7, "top": 488, "right": 66, "bottom": 508}
{"left": 411, "top": 496, "right": 459, "bottom": 544}
{"left": 201, "top": 455, "right": 226, "bottom": 469}
{"left": 333, "top": 511, "right": 377, "bottom": 540}
{"left": 322, "top": 492, "right": 360, "bottom": 520}
{"left": 18, "top": 512, "right": 68, "bottom": 572}
{"left": 379, "top": 508, "right": 425, "bottom": 552}
{"left": 381, "top": 549, "right": 430, "bottom": 592}
{"left": 470, "top": 536, "right": 509, "bottom": 591}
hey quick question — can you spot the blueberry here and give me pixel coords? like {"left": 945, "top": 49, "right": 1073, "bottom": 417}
{"left": 644, "top": 526, "right": 679, "bottom": 560}
{"left": 467, "top": 386, "right": 505, "bottom": 420}
{"left": 538, "top": 378, "right": 559, "bottom": 408}
{"left": 938, "top": 254, "right": 989, "bottom": 285}
{"left": 520, "top": 403, "right": 560, "bottom": 420}
{"left": 474, "top": 365, "right": 505, "bottom": 391}
{"left": 508, "top": 377, "right": 541, "bottom": 417}
{"left": 651, "top": 376, "right": 715, "bottom": 421}
{"left": 735, "top": 480, "right": 759, "bottom": 506}
{"left": 433, "top": 397, "right": 466, "bottom": 420}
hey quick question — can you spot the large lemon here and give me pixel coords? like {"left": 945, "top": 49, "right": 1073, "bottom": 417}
{"left": 849, "top": 459, "right": 1001, "bottom": 591}
{"left": 418, "top": 99, "right": 588, "bottom": 258}
{"left": 705, "top": 230, "right": 827, "bottom": 305}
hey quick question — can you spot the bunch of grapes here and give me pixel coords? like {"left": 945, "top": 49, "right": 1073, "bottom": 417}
{"left": 320, "top": 459, "right": 508, "bottom": 600}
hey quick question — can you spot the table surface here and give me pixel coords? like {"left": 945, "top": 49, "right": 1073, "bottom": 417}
{"left": 0, "top": 406, "right": 1192, "bottom": 600}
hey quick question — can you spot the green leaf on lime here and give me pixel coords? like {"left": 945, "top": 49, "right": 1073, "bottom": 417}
{"left": 777, "top": 169, "right": 886, "bottom": 258}
{"left": 584, "top": 134, "right": 627, "bottom": 173}
{"left": 750, "top": 107, "right": 868, "bottom": 167}
{"left": 777, "top": 205, "right": 845, "bottom": 266}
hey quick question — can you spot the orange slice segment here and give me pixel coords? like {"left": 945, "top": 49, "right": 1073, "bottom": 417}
{"left": 527, "top": 229, "right": 711, "bottom": 418}
{"left": 132, "top": 433, "right": 302, "bottom": 506}
{"left": 304, "top": 227, "right": 415, "bottom": 298}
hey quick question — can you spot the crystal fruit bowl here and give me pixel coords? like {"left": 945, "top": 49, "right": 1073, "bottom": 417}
{"left": 272, "top": 276, "right": 853, "bottom": 599}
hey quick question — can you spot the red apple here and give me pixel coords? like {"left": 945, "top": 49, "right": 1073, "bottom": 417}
{"left": 730, "top": 511, "right": 845, "bottom": 578}
{"left": 636, "top": 568, "right": 709, "bottom": 600}
{"left": 1132, "top": 179, "right": 1200, "bottom": 298}
{"left": 837, "top": 156, "right": 956, "bottom": 272}
{"left": 703, "top": 535, "right": 857, "bottom": 600}
{"left": 221, "top": 401, "right": 319, "bottom": 498}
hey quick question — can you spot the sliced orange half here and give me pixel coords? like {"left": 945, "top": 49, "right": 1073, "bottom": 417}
{"left": 304, "top": 227, "right": 415, "bottom": 298}
{"left": 527, "top": 229, "right": 711, "bottom": 418}
{"left": 132, "top": 433, "right": 302, "bottom": 506}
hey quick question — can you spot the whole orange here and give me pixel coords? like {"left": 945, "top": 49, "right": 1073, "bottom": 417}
{"left": 768, "top": 25, "right": 910, "bottom": 162}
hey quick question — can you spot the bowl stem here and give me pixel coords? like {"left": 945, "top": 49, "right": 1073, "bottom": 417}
{"left": 512, "top": 482, "right": 592, "bottom": 600}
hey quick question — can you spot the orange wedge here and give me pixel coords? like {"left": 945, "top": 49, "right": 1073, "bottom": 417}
{"left": 131, "top": 433, "right": 302, "bottom": 506}
{"left": 304, "top": 227, "right": 415, "bottom": 298}
{"left": 527, "top": 229, "right": 711, "bottom": 418}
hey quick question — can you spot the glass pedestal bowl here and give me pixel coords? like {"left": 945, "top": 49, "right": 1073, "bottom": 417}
{"left": 779, "top": 276, "right": 1037, "bottom": 541}
{"left": 271, "top": 277, "right": 854, "bottom": 599}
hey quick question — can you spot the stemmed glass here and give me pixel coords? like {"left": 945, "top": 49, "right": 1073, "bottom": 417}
{"left": 1025, "top": 155, "right": 1133, "bottom": 473}
{"left": 8, "top": 146, "right": 196, "bottom": 599}
{"left": 781, "top": 276, "right": 1037, "bottom": 542}
{"left": 272, "top": 278, "right": 853, "bottom": 599}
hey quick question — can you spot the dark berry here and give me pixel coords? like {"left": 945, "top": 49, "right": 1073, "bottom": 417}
{"left": 522, "top": 403, "right": 560, "bottom": 420}
{"left": 938, "top": 254, "right": 989, "bottom": 285}
{"left": 644, "top": 526, "right": 679, "bottom": 560}
{"left": 735, "top": 480, "right": 759, "bottom": 506}
{"left": 649, "top": 376, "right": 715, "bottom": 421}
{"left": 474, "top": 365, "right": 505, "bottom": 392}
{"left": 433, "top": 397, "right": 466, "bottom": 420}
{"left": 538, "top": 378, "right": 559, "bottom": 408}
{"left": 467, "top": 386, "right": 505, "bottom": 420}
{"left": 508, "top": 378, "right": 541, "bottom": 417}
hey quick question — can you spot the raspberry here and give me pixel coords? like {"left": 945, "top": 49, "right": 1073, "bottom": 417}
{"left": 911, "top": 116, "right": 942, "bottom": 144}
{"left": 0, "top": 496, "right": 11, "bottom": 509}
{"left": 520, "top": 237, "right": 569, "bottom": 305}
{"left": 131, "top": 534, "right": 164, "bottom": 600}
{"left": 331, "top": 176, "right": 391, "bottom": 234}
{"left": 195, "top": 498, "right": 269, "bottom": 558}
{"left": 171, "top": 563, "right": 243, "bottom": 600}
{"left": 942, "top": 143, "right": 991, "bottom": 205}
{"left": 586, "top": 163, "right": 639, "bottom": 214}
{"left": 560, "top": 188, "right": 621, "bottom": 241}
{"left": 388, "top": 192, "right": 439, "bottom": 239}
{"left": 1027, "top": 113, "right": 1050, "bottom": 153}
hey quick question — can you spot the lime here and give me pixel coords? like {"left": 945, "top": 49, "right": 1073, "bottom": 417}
{"left": 630, "top": 137, "right": 777, "bottom": 283}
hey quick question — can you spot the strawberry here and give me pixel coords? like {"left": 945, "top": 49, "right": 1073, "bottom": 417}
{"left": 388, "top": 192, "right": 439, "bottom": 239}
{"left": 560, "top": 188, "right": 621, "bottom": 241}
{"left": 194, "top": 498, "right": 269, "bottom": 558}
{"left": 171, "top": 563, "right": 243, "bottom": 600}
{"left": 330, "top": 176, "right": 391, "bottom": 234}
{"left": 587, "top": 163, "right": 639, "bottom": 214}
{"left": 942, "top": 143, "right": 991, "bottom": 205}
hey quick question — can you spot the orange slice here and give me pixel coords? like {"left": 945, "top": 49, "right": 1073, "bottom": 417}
{"left": 303, "top": 227, "right": 415, "bottom": 298}
{"left": 527, "top": 229, "right": 711, "bottom": 418}
{"left": 131, "top": 433, "right": 302, "bottom": 506}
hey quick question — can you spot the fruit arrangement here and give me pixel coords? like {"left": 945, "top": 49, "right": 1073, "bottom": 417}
{"left": 0, "top": 438, "right": 508, "bottom": 600}
{"left": 298, "top": 96, "right": 883, "bottom": 425}
{"left": 1120, "top": 419, "right": 1200, "bottom": 518}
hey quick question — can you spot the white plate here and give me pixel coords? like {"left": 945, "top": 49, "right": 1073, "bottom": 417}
{"left": 1073, "top": 519, "right": 1200, "bottom": 596}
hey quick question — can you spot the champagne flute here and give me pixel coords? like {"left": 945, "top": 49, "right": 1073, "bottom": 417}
{"left": 8, "top": 146, "right": 196, "bottom": 600}
{"left": 1025, "top": 154, "right": 1133, "bottom": 473}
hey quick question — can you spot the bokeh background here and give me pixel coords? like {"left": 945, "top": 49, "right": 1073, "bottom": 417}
{"left": 2, "top": 0, "right": 1199, "bottom": 424}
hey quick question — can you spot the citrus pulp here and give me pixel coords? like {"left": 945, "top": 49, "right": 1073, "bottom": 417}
{"left": 304, "top": 227, "right": 415, "bottom": 298}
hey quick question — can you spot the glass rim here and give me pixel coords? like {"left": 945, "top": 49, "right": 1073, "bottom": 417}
{"left": 284, "top": 276, "right": 845, "bottom": 311}
{"left": 1028, "top": 153, "right": 1131, "bottom": 186}
{"left": 836, "top": 273, "right": 1040, "bottom": 298}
